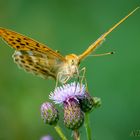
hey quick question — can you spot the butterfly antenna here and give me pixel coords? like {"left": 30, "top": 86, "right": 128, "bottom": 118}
{"left": 79, "top": 7, "right": 139, "bottom": 61}
{"left": 89, "top": 51, "right": 115, "bottom": 57}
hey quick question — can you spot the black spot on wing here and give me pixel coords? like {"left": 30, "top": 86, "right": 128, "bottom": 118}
{"left": 16, "top": 39, "right": 21, "bottom": 42}
{"left": 25, "top": 42, "right": 29, "bottom": 45}
{"left": 36, "top": 43, "right": 40, "bottom": 47}
{"left": 16, "top": 46, "right": 20, "bottom": 49}
{"left": 9, "top": 38, "right": 14, "bottom": 41}
{"left": 21, "top": 60, "right": 25, "bottom": 63}
{"left": 5, "top": 32, "right": 9, "bottom": 35}
{"left": 12, "top": 42, "right": 16, "bottom": 45}
{"left": 27, "top": 59, "right": 33, "bottom": 63}
{"left": 20, "top": 43, "right": 25, "bottom": 46}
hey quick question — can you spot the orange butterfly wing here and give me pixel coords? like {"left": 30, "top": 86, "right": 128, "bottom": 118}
{"left": 0, "top": 28, "right": 66, "bottom": 79}
{"left": 0, "top": 28, "right": 65, "bottom": 61}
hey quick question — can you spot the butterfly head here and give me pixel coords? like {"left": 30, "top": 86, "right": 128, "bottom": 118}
{"left": 64, "top": 54, "right": 80, "bottom": 78}
{"left": 57, "top": 54, "right": 80, "bottom": 84}
{"left": 65, "top": 54, "right": 80, "bottom": 67}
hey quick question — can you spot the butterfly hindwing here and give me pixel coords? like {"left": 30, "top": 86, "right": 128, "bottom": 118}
{"left": 13, "top": 50, "right": 63, "bottom": 79}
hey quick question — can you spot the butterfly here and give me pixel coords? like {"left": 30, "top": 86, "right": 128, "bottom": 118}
{"left": 0, "top": 7, "right": 139, "bottom": 85}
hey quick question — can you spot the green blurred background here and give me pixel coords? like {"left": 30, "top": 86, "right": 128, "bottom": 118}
{"left": 0, "top": 0, "right": 140, "bottom": 140}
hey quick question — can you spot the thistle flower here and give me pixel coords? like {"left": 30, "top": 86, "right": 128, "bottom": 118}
{"left": 50, "top": 82, "right": 85, "bottom": 130}
{"left": 49, "top": 82, "right": 86, "bottom": 104}
{"left": 41, "top": 102, "right": 59, "bottom": 125}
{"left": 40, "top": 135, "right": 54, "bottom": 140}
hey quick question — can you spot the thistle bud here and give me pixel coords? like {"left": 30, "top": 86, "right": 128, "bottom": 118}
{"left": 41, "top": 102, "right": 59, "bottom": 125}
{"left": 93, "top": 97, "right": 101, "bottom": 108}
{"left": 64, "top": 98, "right": 84, "bottom": 130}
{"left": 79, "top": 92, "right": 101, "bottom": 112}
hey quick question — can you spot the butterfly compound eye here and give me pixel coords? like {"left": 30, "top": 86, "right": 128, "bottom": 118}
{"left": 71, "top": 59, "right": 74, "bottom": 65}
{"left": 78, "top": 61, "right": 80, "bottom": 65}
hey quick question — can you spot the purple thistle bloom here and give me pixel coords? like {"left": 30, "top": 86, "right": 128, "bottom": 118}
{"left": 49, "top": 82, "right": 85, "bottom": 130}
{"left": 40, "top": 135, "right": 54, "bottom": 140}
{"left": 49, "top": 82, "right": 86, "bottom": 104}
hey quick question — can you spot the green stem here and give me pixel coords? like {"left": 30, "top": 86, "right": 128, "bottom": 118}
{"left": 84, "top": 113, "right": 92, "bottom": 140}
{"left": 54, "top": 125, "right": 68, "bottom": 140}
{"left": 73, "top": 129, "right": 80, "bottom": 140}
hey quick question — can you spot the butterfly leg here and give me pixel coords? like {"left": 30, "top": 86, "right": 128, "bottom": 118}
{"left": 55, "top": 72, "right": 63, "bottom": 88}
{"left": 79, "top": 67, "right": 86, "bottom": 84}
{"left": 55, "top": 73, "right": 60, "bottom": 89}
{"left": 79, "top": 67, "right": 88, "bottom": 90}
{"left": 56, "top": 72, "right": 70, "bottom": 88}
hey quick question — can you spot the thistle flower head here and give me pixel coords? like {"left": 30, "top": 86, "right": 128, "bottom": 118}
{"left": 49, "top": 82, "right": 85, "bottom": 130}
{"left": 49, "top": 82, "right": 86, "bottom": 104}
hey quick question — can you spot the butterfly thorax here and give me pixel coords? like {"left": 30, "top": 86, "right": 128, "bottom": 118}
{"left": 57, "top": 54, "right": 80, "bottom": 83}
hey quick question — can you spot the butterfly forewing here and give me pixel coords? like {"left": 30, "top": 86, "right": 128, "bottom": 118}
{"left": 0, "top": 28, "right": 65, "bottom": 79}
{"left": 0, "top": 28, "right": 65, "bottom": 60}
